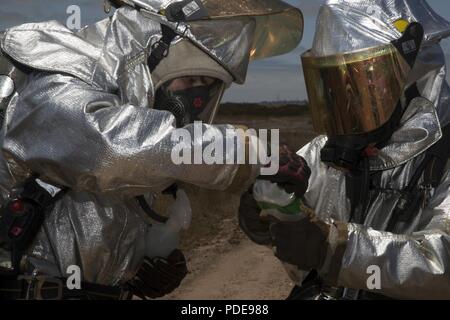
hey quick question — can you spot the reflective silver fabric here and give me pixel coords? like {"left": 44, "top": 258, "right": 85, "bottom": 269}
{"left": 312, "top": 0, "right": 450, "bottom": 127}
{"left": 297, "top": 100, "right": 450, "bottom": 298}
{"left": 0, "top": 7, "right": 261, "bottom": 285}
{"left": 0, "top": 44, "right": 28, "bottom": 112}
{"left": 312, "top": 0, "right": 450, "bottom": 55}
{"left": 288, "top": 0, "right": 450, "bottom": 299}
{"left": 185, "top": 17, "right": 256, "bottom": 84}
{"left": 136, "top": 0, "right": 304, "bottom": 60}
{"left": 125, "top": 0, "right": 304, "bottom": 83}
{"left": 302, "top": 44, "right": 411, "bottom": 135}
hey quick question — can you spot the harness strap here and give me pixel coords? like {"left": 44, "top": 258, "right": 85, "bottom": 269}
{"left": 385, "top": 124, "right": 450, "bottom": 232}
{"left": 136, "top": 195, "right": 169, "bottom": 224}
{"left": 147, "top": 24, "right": 178, "bottom": 73}
{"left": 136, "top": 184, "right": 178, "bottom": 224}
{"left": 0, "top": 275, "right": 131, "bottom": 300}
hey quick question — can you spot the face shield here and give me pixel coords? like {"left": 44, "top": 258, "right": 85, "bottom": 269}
{"left": 305, "top": 0, "right": 450, "bottom": 136}
{"left": 121, "top": 0, "right": 303, "bottom": 84}
{"left": 303, "top": 21, "right": 424, "bottom": 170}
{"left": 302, "top": 43, "right": 411, "bottom": 136}
{"left": 299, "top": 0, "right": 449, "bottom": 170}
{"left": 302, "top": 21, "right": 425, "bottom": 138}
{"left": 185, "top": 0, "right": 304, "bottom": 83}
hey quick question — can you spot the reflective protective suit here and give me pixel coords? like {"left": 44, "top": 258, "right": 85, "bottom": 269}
{"left": 286, "top": 0, "right": 450, "bottom": 299}
{"left": 0, "top": 2, "right": 303, "bottom": 286}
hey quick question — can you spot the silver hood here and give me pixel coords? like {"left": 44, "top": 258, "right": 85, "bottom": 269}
{"left": 311, "top": 0, "right": 450, "bottom": 127}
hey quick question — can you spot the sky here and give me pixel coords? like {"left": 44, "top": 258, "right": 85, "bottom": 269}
{"left": 1, "top": 0, "right": 450, "bottom": 102}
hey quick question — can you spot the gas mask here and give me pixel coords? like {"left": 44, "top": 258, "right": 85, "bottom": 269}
{"left": 155, "top": 80, "right": 225, "bottom": 127}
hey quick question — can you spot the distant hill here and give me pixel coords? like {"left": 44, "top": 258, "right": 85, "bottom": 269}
{"left": 218, "top": 101, "right": 310, "bottom": 117}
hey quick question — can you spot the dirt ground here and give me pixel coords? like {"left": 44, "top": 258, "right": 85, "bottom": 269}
{"left": 167, "top": 219, "right": 294, "bottom": 300}
{"left": 156, "top": 114, "right": 317, "bottom": 300}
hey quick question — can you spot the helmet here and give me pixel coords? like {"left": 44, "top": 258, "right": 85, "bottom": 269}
{"left": 105, "top": 0, "right": 304, "bottom": 84}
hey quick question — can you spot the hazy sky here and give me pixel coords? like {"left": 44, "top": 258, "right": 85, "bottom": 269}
{"left": 1, "top": 0, "right": 450, "bottom": 102}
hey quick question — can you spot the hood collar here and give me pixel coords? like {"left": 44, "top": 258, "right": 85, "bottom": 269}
{"left": 370, "top": 97, "right": 442, "bottom": 170}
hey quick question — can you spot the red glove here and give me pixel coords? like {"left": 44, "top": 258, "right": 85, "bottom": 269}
{"left": 261, "top": 144, "right": 311, "bottom": 198}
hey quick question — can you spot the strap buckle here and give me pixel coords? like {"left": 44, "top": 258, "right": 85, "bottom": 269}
{"left": 18, "top": 273, "right": 63, "bottom": 300}
{"left": 151, "top": 39, "right": 170, "bottom": 60}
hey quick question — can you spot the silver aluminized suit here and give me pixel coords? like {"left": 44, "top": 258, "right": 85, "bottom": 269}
{"left": 285, "top": 0, "right": 450, "bottom": 299}
{"left": 0, "top": 7, "right": 265, "bottom": 285}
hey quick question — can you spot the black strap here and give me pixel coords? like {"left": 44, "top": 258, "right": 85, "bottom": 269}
{"left": 165, "top": 0, "right": 209, "bottom": 22}
{"left": 136, "top": 184, "right": 178, "bottom": 224}
{"left": 147, "top": 24, "right": 178, "bottom": 73}
{"left": 136, "top": 195, "right": 169, "bottom": 224}
{"left": 287, "top": 271, "right": 394, "bottom": 300}
{"left": 346, "top": 158, "right": 378, "bottom": 224}
{"left": 385, "top": 124, "right": 450, "bottom": 232}
{"left": 391, "top": 22, "right": 424, "bottom": 69}
{"left": 0, "top": 276, "right": 130, "bottom": 300}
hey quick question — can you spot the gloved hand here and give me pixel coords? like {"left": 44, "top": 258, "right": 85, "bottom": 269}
{"left": 128, "top": 249, "right": 188, "bottom": 299}
{"left": 260, "top": 144, "right": 311, "bottom": 198}
{"left": 238, "top": 190, "right": 273, "bottom": 246}
{"left": 270, "top": 217, "right": 330, "bottom": 270}
{"left": 239, "top": 145, "right": 311, "bottom": 245}
{"left": 269, "top": 216, "right": 348, "bottom": 282}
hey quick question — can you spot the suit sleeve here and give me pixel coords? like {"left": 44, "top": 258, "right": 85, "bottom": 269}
{"left": 2, "top": 72, "right": 259, "bottom": 197}
{"left": 336, "top": 171, "right": 450, "bottom": 299}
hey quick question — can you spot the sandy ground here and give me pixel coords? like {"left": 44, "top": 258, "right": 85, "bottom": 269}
{"left": 166, "top": 218, "right": 294, "bottom": 300}
{"left": 155, "top": 114, "right": 315, "bottom": 300}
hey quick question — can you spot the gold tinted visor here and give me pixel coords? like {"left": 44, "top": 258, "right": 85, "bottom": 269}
{"left": 201, "top": 0, "right": 304, "bottom": 60}
{"left": 301, "top": 44, "right": 410, "bottom": 136}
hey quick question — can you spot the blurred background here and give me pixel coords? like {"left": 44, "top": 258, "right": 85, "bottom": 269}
{"left": 1, "top": 0, "right": 449, "bottom": 103}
